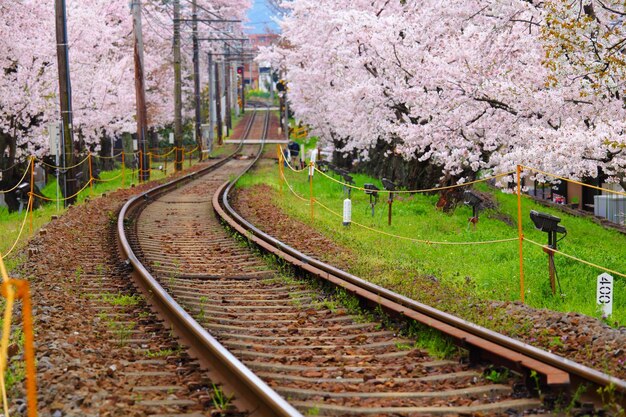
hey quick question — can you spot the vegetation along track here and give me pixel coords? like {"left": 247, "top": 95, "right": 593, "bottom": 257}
{"left": 118, "top": 106, "right": 626, "bottom": 416}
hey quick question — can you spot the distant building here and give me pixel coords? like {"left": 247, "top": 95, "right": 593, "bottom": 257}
{"left": 246, "top": 33, "right": 279, "bottom": 92}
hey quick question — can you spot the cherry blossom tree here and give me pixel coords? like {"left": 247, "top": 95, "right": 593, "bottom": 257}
{"left": 263, "top": 0, "right": 626, "bottom": 189}
{"left": 0, "top": 0, "right": 250, "bottom": 208}
{"left": 0, "top": 0, "right": 250, "bottom": 209}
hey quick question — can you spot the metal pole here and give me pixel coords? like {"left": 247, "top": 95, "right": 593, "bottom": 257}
{"left": 517, "top": 165, "right": 525, "bottom": 303}
{"left": 55, "top": 0, "right": 77, "bottom": 206}
{"left": 132, "top": 0, "right": 150, "bottom": 181}
{"left": 192, "top": 0, "right": 203, "bottom": 161}
{"left": 284, "top": 91, "right": 289, "bottom": 142}
{"left": 173, "top": 0, "right": 183, "bottom": 171}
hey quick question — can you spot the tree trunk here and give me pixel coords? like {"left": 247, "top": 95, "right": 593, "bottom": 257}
{"left": 0, "top": 128, "right": 22, "bottom": 212}
{"left": 99, "top": 134, "right": 114, "bottom": 171}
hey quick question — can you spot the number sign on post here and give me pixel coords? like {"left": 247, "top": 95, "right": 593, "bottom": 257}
{"left": 597, "top": 273, "right": 614, "bottom": 317}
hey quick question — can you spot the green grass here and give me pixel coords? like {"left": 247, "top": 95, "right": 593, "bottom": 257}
{"left": 101, "top": 292, "right": 141, "bottom": 307}
{"left": 0, "top": 149, "right": 226, "bottom": 272}
{"left": 246, "top": 89, "right": 271, "bottom": 99}
{"left": 238, "top": 162, "right": 626, "bottom": 325}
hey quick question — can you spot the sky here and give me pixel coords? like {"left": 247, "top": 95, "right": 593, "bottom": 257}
{"left": 246, "top": 0, "right": 280, "bottom": 34}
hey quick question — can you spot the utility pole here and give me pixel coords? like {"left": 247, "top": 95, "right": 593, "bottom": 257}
{"left": 270, "top": 66, "right": 275, "bottom": 102}
{"left": 173, "top": 0, "right": 183, "bottom": 171}
{"left": 215, "top": 61, "right": 223, "bottom": 145}
{"left": 232, "top": 60, "right": 239, "bottom": 117}
{"left": 132, "top": 0, "right": 149, "bottom": 181}
{"left": 240, "top": 41, "right": 246, "bottom": 113}
{"left": 55, "top": 0, "right": 77, "bottom": 206}
{"left": 207, "top": 52, "right": 215, "bottom": 154}
{"left": 225, "top": 53, "right": 232, "bottom": 133}
{"left": 284, "top": 78, "right": 289, "bottom": 142}
{"left": 192, "top": 0, "right": 203, "bottom": 161}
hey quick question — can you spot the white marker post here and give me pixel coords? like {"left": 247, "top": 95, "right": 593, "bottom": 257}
{"left": 597, "top": 273, "right": 614, "bottom": 317}
{"left": 309, "top": 149, "right": 318, "bottom": 177}
{"left": 49, "top": 122, "right": 61, "bottom": 211}
{"left": 343, "top": 198, "right": 352, "bottom": 226}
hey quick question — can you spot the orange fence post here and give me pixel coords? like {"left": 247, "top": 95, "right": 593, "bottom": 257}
{"left": 0, "top": 280, "right": 38, "bottom": 417}
{"left": 517, "top": 165, "right": 525, "bottom": 303}
{"left": 149, "top": 152, "right": 153, "bottom": 176}
{"left": 138, "top": 150, "right": 143, "bottom": 183}
{"left": 181, "top": 147, "right": 185, "bottom": 167}
{"left": 29, "top": 157, "right": 35, "bottom": 234}
{"left": 121, "top": 153, "right": 126, "bottom": 186}
{"left": 164, "top": 150, "right": 168, "bottom": 175}
{"left": 0, "top": 252, "right": 38, "bottom": 417}
{"left": 278, "top": 146, "right": 284, "bottom": 195}
{"left": 309, "top": 162, "right": 314, "bottom": 221}
{"left": 88, "top": 152, "right": 94, "bottom": 196}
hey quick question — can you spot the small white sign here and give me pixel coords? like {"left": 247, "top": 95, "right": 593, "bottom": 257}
{"left": 343, "top": 198, "right": 352, "bottom": 226}
{"left": 169, "top": 132, "right": 174, "bottom": 144}
{"left": 309, "top": 148, "right": 318, "bottom": 177}
{"left": 597, "top": 273, "right": 614, "bottom": 317}
{"left": 49, "top": 122, "right": 60, "bottom": 156}
{"left": 132, "top": 139, "right": 138, "bottom": 151}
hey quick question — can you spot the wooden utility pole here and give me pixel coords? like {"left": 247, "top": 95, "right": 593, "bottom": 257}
{"left": 225, "top": 46, "right": 232, "bottom": 132}
{"left": 55, "top": 0, "right": 77, "bottom": 206}
{"left": 215, "top": 62, "right": 223, "bottom": 145}
{"left": 192, "top": 0, "right": 203, "bottom": 161}
{"left": 132, "top": 0, "right": 149, "bottom": 181}
{"left": 173, "top": 0, "right": 183, "bottom": 171}
{"left": 240, "top": 41, "right": 246, "bottom": 113}
{"left": 207, "top": 52, "right": 215, "bottom": 154}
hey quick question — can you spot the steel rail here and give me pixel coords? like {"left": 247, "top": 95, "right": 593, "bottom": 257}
{"left": 214, "top": 167, "right": 626, "bottom": 405}
{"left": 116, "top": 105, "right": 303, "bottom": 417}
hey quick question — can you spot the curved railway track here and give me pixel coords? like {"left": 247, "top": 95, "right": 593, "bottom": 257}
{"left": 117, "top": 105, "right": 626, "bottom": 416}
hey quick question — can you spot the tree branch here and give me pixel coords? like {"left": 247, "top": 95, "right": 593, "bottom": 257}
{"left": 474, "top": 96, "right": 518, "bottom": 115}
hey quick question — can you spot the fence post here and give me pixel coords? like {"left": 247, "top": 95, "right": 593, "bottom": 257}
{"left": 138, "top": 150, "right": 143, "bottom": 183}
{"left": 88, "top": 152, "right": 94, "bottom": 196}
{"left": 517, "top": 165, "right": 525, "bottom": 303}
{"left": 29, "top": 157, "right": 35, "bottom": 233}
{"left": 121, "top": 153, "right": 126, "bottom": 186}
{"left": 309, "top": 161, "right": 314, "bottom": 221}
{"left": 278, "top": 146, "right": 284, "bottom": 195}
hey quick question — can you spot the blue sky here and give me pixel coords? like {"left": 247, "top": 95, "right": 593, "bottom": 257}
{"left": 246, "top": 0, "right": 280, "bottom": 34}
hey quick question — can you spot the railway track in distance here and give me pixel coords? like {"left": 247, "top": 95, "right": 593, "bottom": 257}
{"left": 118, "top": 105, "right": 626, "bottom": 416}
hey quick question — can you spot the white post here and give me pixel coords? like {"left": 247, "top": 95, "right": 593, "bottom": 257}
{"left": 343, "top": 198, "right": 352, "bottom": 226}
{"left": 597, "top": 273, "right": 614, "bottom": 317}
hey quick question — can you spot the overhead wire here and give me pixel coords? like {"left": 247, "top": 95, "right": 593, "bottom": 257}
{"left": 0, "top": 159, "right": 32, "bottom": 195}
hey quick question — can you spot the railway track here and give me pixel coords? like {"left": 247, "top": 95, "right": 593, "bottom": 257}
{"left": 117, "top": 105, "right": 626, "bottom": 416}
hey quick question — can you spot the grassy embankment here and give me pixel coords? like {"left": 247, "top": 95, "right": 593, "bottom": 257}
{"left": 238, "top": 159, "right": 626, "bottom": 326}
{"left": 0, "top": 149, "right": 226, "bottom": 272}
